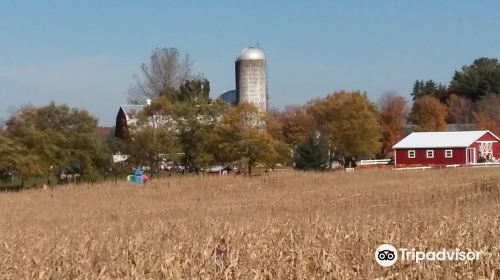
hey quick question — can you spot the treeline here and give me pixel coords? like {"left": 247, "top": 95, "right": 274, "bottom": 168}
{"left": 134, "top": 55, "right": 500, "bottom": 172}
{"left": 408, "top": 57, "right": 500, "bottom": 134}
{"left": 2, "top": 48, "right": 500, "bottom": 187}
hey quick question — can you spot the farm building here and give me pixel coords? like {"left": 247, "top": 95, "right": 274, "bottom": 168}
{"left": 206, "top": 165, "right": 232, "bottom": 176}
{"left": 392, "top": 130, "right": 500, "bottom": 167}
{"left": 115, "top": 104, "right": 145, "bottom": 139}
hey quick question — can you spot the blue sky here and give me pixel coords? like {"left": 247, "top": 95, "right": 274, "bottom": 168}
{"left": 1, "top": 1, "right": 499, "bottom": 126}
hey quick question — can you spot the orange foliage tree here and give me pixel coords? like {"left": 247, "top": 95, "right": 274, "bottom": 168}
{"left": 267, "top": 105, "right": 314, "bottom": 147}
{"left": 446, "top": 94, "right": 473, "bottom": 124}
{"left": 409, "top": 96, "right": 448, "bottom": 131}
{"left": 473, "top": 93, "right": 500, "bottom": 135}
{"left": 378, "top": 93, "right": 408, "bottom": 157}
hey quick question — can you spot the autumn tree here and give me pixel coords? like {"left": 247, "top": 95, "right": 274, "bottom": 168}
{"left": 473, "top": 93, "right": 500, "bottom": 135}
{"left": 446, "top": 94, "right": 473, "bottom": 124}
{"left": 408, "top": 96, "right": 447, "bottom": 131}
{"left": 266, "top": 105, "right": 314, "bottom": 149}
{"left": 128, "top": 48, "right": 195, "bottom": 103}
{"left": 309, "top": 91, "right": 381, "bottom": 165}
{"left": 213, "top": 103, "right": 286, "bottom": 175}
{"left": 450, "top": 57, "right": 500, "bottom": 101}
{"left": 378, "top": 92, "right": 408, "bottom": 157}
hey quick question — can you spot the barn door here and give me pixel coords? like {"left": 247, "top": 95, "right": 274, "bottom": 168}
{"left": 466, "top": 148, "right": 476, "bottom": 165}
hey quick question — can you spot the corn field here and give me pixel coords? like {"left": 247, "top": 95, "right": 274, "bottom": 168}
{"left": 0, "top": 168, "right": 499, "bottom": 279}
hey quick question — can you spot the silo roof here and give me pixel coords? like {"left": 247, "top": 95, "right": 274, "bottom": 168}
{"left": 237, "top": 47, "right": 265, "bottom": 60}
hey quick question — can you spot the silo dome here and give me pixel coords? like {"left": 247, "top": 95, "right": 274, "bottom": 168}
{"left": 237, "top": 47, "right": 266, "bottom": 61}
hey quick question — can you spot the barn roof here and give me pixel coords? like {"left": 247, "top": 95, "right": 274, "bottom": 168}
{"left": 392, "top": 130, "right": 499, "bottom": 149}
{"left": 120, "top": 105, "right": 145, "bottom": 120}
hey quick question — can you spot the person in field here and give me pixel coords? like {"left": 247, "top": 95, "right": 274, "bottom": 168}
{"left": 214, "top": 237, "right": 227, "bottom": 262}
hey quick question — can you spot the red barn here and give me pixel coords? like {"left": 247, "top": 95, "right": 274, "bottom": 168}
{"left": 392, "top": 131, "right": 500, "bottom": 167}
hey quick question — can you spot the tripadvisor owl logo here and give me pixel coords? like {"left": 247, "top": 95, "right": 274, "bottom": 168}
{"left": 375, "top": 243, "right": 482, "bottom": 267}
{"left": 375, "top": 244, "right": 398, "bottom": 267}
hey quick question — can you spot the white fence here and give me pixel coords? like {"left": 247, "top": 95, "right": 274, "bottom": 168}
{"left": 359, "top": 159, "right": 391, "bottom": 166}
{"left": 470, "top": 162, "right": 500, "bottom": 168}
{"left": 393, "top": 166, "right": 432, "bottom": 171}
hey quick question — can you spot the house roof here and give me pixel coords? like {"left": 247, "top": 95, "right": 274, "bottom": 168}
{"left": 392, "top": 130, "right": 499, "bottom": 149}
{"left": 120, "top": 105, "right": 145, "bottom": 120}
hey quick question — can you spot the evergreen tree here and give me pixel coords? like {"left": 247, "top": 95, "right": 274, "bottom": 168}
{"left": 450, "top": 57, "right": 500, "bottom": 101}
{"left": 411, "top": 80, "right": 448, "bottom": 101}
{"left": 294, "top": 132, "right": 328, "bottom": 171}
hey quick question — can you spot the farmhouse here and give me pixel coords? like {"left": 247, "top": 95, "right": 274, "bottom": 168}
{"left": 392, "top": 130, "right": 500, "bottom": 167}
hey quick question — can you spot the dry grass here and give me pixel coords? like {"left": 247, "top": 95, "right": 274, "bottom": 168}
{"left": 0, "top": 168, "right": 499, "bottom": 279}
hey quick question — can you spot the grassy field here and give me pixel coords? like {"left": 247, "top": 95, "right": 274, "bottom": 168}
{"left": 0, "top": 168, "right": 499, "bottom": 279}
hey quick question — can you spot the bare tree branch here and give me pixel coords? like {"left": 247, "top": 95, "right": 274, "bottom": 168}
{"left": 128, "top": 48, "right": 194, "bottom": 103}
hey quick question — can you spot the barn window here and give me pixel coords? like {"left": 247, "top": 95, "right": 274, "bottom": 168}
{"left": 408, "top": 150, "right": 416, "bottom": 158}
{"left": 426, "top": 150, "right": 434, "bottom": 158}
{"left": 445, "top": 149, "right": 453, "bottom": 158}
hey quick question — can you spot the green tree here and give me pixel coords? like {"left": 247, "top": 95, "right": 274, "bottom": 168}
{"left": 294, "top": 132, "right": 328, "bottom": 171}
{"left": 173, "top": 100, "right": 228, "bottom": 170}
{"left": 163, "top": 78, "right": 211, "bottom": 103}
{"left": 125, "top": 76, "right": 225, "bottom": 173}
{"left": 409, "top": 96, "right": 448, "bottom": 131}
{"left": 127, "top": 96, "right": 179, "bottom": 178}
{"left": 0, "top": 134, "right": 18, "bottom": 180}
{"left": 411, "top": 80, "right": 448, "bottom": 101}
{"left": 450, "top": 57, "right": 500, "bottom": 101}
{"left": 158, "top": 78, "right": 225, "bottom": 169}
{"left": 309, "top": 91, "right": 381, "bottom": 165}
{"left": 5, "top": 103, "right": 110, "bottom": 183}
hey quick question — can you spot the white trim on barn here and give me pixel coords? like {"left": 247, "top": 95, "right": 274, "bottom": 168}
{"left": 477, "top": 141, "right": 494, "bottom": 159}
{"left": 445, "top": 149, "right": 453, "bottom": 158}
{"left": 408, "top": 150, "right": 415, "bottom": 158}
{"left": 426, "top": 150, "right": 434, "bottom": 158}
{"left": 466, "top": 148, "right": 476, "bottom": 164}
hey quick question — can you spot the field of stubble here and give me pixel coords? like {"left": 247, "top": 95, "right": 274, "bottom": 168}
{"left": 0, "top": 168, "right": 499, "bottom": 279}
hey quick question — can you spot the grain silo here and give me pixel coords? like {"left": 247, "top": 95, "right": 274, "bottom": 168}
{"left": 235, "top": 47, "right": 267, "bottom": 112}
